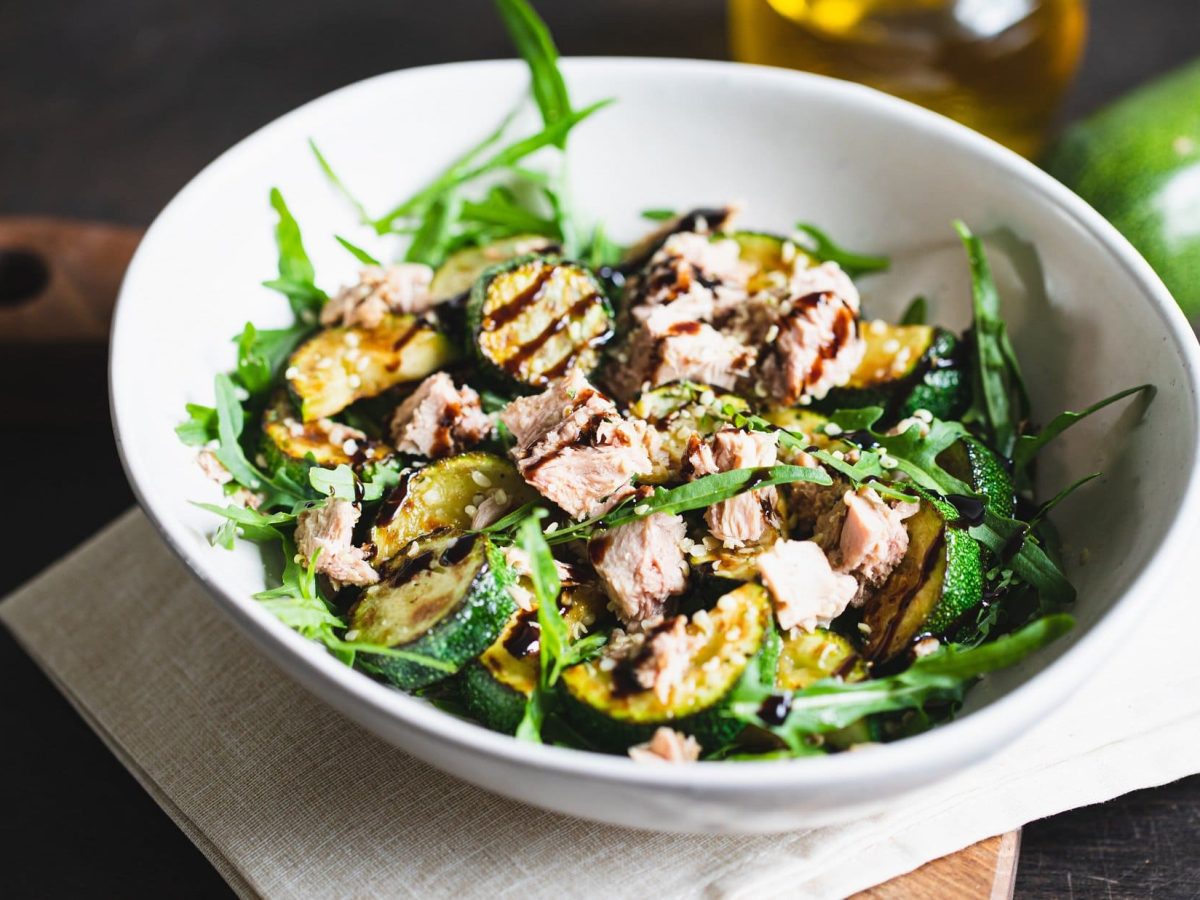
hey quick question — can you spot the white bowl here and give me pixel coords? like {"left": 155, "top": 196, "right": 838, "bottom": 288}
{"left": 110, "top": 58, "right": 1200, "bottom": 833}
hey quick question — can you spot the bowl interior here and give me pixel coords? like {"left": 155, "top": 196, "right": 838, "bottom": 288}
{"left": 111, "top": 58, "right": 1200, "bottom": 790}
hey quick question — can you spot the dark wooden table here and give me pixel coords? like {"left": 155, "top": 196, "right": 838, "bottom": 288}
{"left": 2, "top": 1, "right": 1198, "bottom": 896}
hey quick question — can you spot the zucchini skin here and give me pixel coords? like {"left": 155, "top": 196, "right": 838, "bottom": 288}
{"left": 466, "top": 255, "right": 614, "bottom": 394}
{"left": 559, "top": 584, "right": 770, "bottom": 752}
{"left": 862, "top": 496, "right": 983, "bottom": 662}
{"left": 460, "top": 659, "right": 529, "bottom": 734}
{"left": 351, "top": 533, "right": 517, "bottom": 690}
{"left": 940, "top": 437, "right": 1016, "bottom": 518}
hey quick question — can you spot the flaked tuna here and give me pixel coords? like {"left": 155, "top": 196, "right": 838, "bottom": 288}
{"left": 588, "top": 512, "right": 690, "bottom": 625}
{"left": 500, "top": 370, "right": 656, "bottom": 519}
{"left": 628, "top": 615, "right": 698, "bottom": 703}
{"left": 611, "top": 320, "right": 757, "bottom": 400}
{"left": 389, "top": 372, "right": 490, "bottom": 458}
{"left": 295, "top": 498, "right": 379, "bottom": 587}
{"left": 815, "top": 486, "right": 919, "bottom": 602}
{"left": 760, "top": 290, "right": 864, "bottom": 405}
{"left": 686, "top": 428, "right": 780, "bottom": 548}
{"left": 321, "top": 264, "right": 436, "bottom": 329}
{"left": 627, "top": 727, "right": 702, "bottom": 764}
{"left": 756, "top": 539, "right": 859, "bottom": 632}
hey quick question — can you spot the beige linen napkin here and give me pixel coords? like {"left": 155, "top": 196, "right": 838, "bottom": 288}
{"left": 4, "top": 509, "right": 1199, "bottom": 899}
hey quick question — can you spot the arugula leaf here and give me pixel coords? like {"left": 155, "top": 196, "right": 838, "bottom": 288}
{"left": 262, "top": 188, "right": 327, "bottom": 320}
{"left": 586, "top": 222, "right": 624, "bottom": 269}
{"left": 1028, "top": 473, "right": 1101, "bottom": 529}
{"left": 176, "top": 403, "right": 218, "bottom": 447}
{"left": 900, "top": 295, "right": 927, "bottom": 325}
{"left": 404, "top": 191, "right": 464, "bottom": 268}
{"left": 459, "top": 187, "right": 560, "bottom": 237}
{"left": 495, "top": 0, "right": 572, "bottom": 142}
{"left": 309, "top": 139, "right": 370, "bottom": 224}
{"left": 955, "top": 220, "right": 1029, "bottom": 457}
{"left": 212, "top": 373, "right": 309, "bottom": 507}
{"left": 794, "top": 223, "right": 889, "bottom": 278}
{"left": 729, "top": 614, "right": 1072, "bottom": 750}
{"left": 969, "top": 510, "right": 1076, "bottom": 606}
{"left": 515, "top": 683, "right": 548, "bottom": 743}
{"left": 233, "top": 320, "right": 310, "bottom": 396}
{"left": 335, "top": 235, "right": 382, "bottom": 267}
{"left": 1012, "top": 384, "right": 1154, "bottom": 476}
{"left": 640, "top": 208, "right": 677, "bottom": 221}
{"left": 308, "top": 463, "right": 392, "bottom": 503}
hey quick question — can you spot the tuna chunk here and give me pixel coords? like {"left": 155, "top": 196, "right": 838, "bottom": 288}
{"left": 628, "top": 727, "right": 702, "bottom": 764}
{"left": 789, "top": 260, "right": 861, "bottom": 314}
{"left": 612, "top": 320, "right": 757, "bottom": 400}
{"left": 500, "top": 370, "right": 655, "bottom": 519}
{"left": 815, "top": 486, "right": 919, "bottom": 601}
{"left": 389, "top": 372, "right": 490, "bottom": 458}
{"left": 685, "top": 428, "right": 780, "bottom": 548}
{"left": 588, "top": 512, "right": 690, "bottom": 625}
{"left": 633, "top": 232, "right": 750, "bottom": 310}
{"left": 760, "top": 290, "right": 864, "bottom": 405}
{"left": 295, "top": 498, "right": 379, "bottom": 586}
{"left": 757, "top": 539, "right": 859, "bottom": 632}
{"left": 321, "top": 263, "right": 436, "bottom": 329}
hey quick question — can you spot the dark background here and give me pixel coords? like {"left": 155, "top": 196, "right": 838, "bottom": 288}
{"left": 2, "top": 1, "right": 1198, "bottom": 896}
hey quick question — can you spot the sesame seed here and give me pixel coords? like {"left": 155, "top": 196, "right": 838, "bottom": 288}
{"left": 344, "top": 629, "right": 360, "bottom": 641}
{"left": 345, "top": 332, "right": 361, "bottom": 347}
{"left": 545, "top": 521, "right": 559, "bottom": 533}
{"left": 317, "top": 357, "right": 333, "bottom": 369}
{"left": 913, "top": 637, "right": 940, "bottom": 658}
{"left": 858, "top": 622, "right": 872, "bottom": 635}
{"left": 754, "top": 382, "right": 768, "bottom": 398}
{"left": 781, "top": 241, "right": 796, "bottom": 263}
{"left": 425, "top": 489, "right": 441, "bottom": 503}
{"left": 883, "top": 338, "right": 901, "bottom": 354}
{"left": 356, "top": 356, "right": 370, "bottom": 372}
{"left": 464, "top": 504, "right": 478, "bottom": 516}
{"left": 599, "top": 657, "right": 617, "bottom": 671}
{"left": 765, "top": 324, "right": 780, "bottom": 343}
{"left": 868, "top": 319, "right": 887, "bottom": 335}
{"left": 880, "top": 455, "right": 899, "bottom": 469}
{"left": 832, "top": 449, "right": 845, "bottom": 461}
{"left": 727, "top": 627, "right": 742, "bottom": 641}
{"left": 407, "top": 543, "right": 421, "bottom": 556}
{"left": 494, "top": 488, "right": 508, "bottom": 506}
{"left": 633, "top": 503, "right": 651, "bottom": 516}
{"left": 285, "top": 366, "right": 300, "bottom": 379}
{"left": 798, "top": 395, "right": 812, "bottom": 406}
{"left": 699, "top": 389, "right": 715, "bottom": 405}
{"left": 471, "top": 471, "right": 492, "bottom": 488}
{"left": 255, "top": 453, "right": 267, "bottom": 467}
{"left": 824, "top": 423, "right": 843, "bottom": 436}
{"left": 913, "top": 408, "right": 933, "bottom": 423}
{"left": 348, "top": 374, "right": 362, "bottom": 388}
{"left": 343, "top": 439, "right": 359, "bottom": 455}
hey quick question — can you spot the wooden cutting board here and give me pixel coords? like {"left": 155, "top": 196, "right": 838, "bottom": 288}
{"left": 0, "top": 216, "right": 1020, "bottom": 897}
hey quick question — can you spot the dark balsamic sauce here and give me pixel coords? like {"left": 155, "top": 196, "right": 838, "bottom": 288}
{"left": 482, "top": 265, "right": 553, "bottom": 331}
{"left": 503, "top": 609, "right": 541, "bottom": 658}
{"left": 373, "top": 472, "right": 413, "bottom": 529}
{"left": 843, "top": 430, "right": 880, "bottom": 451}
{"left": 758, "top": 694, "right": 792, "bottom": 726}
{"left": 945, "top": 493, "right": 987, "bottom": 529}
{"left": 439, "top": 534, "right": 478, "bottom": 567}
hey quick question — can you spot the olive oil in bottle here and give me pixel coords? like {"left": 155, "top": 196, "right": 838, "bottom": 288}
{"left": 728, "top": 0, "right": 1088, "bottom": 157}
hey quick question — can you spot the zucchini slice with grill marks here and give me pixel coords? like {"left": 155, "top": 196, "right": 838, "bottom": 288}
{"left": 260, "top": 393, "right": 392, "bottom": 484}
{"left": 775, "top": 629, "right": 867, "bottom": 691}
{"left": 460, "top": 582, "right": 609, "bottom": 734}
{"left": 369, "top": 452, "right": 538, "bottom": 564}
{"left": 287, "top": 313, "right": 458, "bottom": 421}
{"left": 560, "top": 583, "right": 771, "bottom": 751}
{"left": 430, "top": 235, "right": 560, "bottom": 301}
{"left": 816, "top": 324, "right": 969, "bottom": 421}
{"left": 348, "top": 529, "right": 516, "bottom": 689}
{"left": 467, "top": 256, "right": 613, "bottom": 392}
{"left": 939, "top": 437, "right": 1015, "bottom": 518}
{"left": 862, "top": 496, "right": 984, "bottom": 662}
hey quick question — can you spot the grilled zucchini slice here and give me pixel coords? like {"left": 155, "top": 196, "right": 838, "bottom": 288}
{"left": 560, "top": 583, "right": 771, "bottom": 751}
{"left": 348, "top": 530, "right": 516, "bottom": 689}
{"left": 369, "top": 452, "right": 538, "bottom": 564}
{"left": 430, "top": 235, "right": 559, "bottom": 301}
{"left": 459, "top": 582, "right": 608, "bottom": 734}
{"left": 287, "top": 313, "right": 458, "bottom": 420}
{"left": 468, "top": 256, "right": 613, "bottom": 392}
{"left": 775, "top": 629, "right": 867, "bottom": 690}
{"left": 816, "top": 324, "right": 969, "bottom": 421}
{"left": 862, "top": 496, "right": 984, "bottom": 662}
{"left": 260, "top": 393, "right": 392, "bottom": 484}
{"left": 731, "top": 231, "right": 815, "bottom": 294}
{"left": 939, "top": 437, "right": 1016, "bottom": 518}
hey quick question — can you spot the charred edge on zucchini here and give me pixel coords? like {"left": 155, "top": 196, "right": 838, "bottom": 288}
{"left": 815, "top": 324, "right": 969, "bottom": 422}
{"left": 560, "top": 583, "right": 770, "bottom": 751}
{"left": 348, "top": 529, "right": 516, "bottom": 690}
{"left": 862, "top": 497, "right": 983, "bottom": 662}
{"left": 287, "top": 312, "right": 458, "bottom": 421}
{"left": 460, "top": 582, "right": 609, "bottom": 734}
{"left": 369, "top": 451, "right": 538, "bottom": 564}
{"left": 260, "top": 392, "right": 392, "bottom": 484}
{"left": 468, "top": 256, "right": 614, "bottom": 392}
{"left": 430, "top": 235, "right": 561, "bottom": 302}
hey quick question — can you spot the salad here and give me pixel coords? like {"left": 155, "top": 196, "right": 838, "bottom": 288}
{"left": 179, "top": 0, "right": 1150, "bottom": 763}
